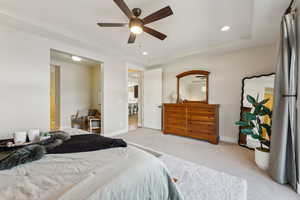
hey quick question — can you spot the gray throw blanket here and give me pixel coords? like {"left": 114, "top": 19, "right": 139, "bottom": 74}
{"left": 0, "top": 145, "right": 45, "bottom": 170}
{"left": 0, "top": 132, "right": 127, "bottom": 170}
{"left": 0, "top": 131, "right": 70, "bottom": 170}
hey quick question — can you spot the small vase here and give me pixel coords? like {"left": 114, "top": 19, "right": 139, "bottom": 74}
{"left": 255, "top": 148, "right": 270, "bottom": 170}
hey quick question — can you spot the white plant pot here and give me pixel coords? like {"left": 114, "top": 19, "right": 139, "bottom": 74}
{"left": 255, "top": 148, "right": 270, "bottom": 170}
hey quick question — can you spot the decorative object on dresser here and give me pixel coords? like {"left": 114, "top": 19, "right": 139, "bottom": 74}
{"left": 163, "top": 70, "right": 220, "bottom": 144}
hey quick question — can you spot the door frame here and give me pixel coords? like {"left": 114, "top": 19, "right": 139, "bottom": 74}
{"left": 50, "top": 65, "right": 61, "bottom": 130}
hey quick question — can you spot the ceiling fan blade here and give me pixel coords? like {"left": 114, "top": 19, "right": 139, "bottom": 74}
{"left": 143, "top": 6, "right": 173, "bottom": 25}
{"left": 97, "top": 23, "right": 127, "bottom": 27}
{"left": 113, "top": 0, "right": 134, "bottom": 19}
{"left": 143, "top": 26, "right": 167, "bottom": 40}
{"left": 128, "top": 33, "right": 136, "bottom": 44}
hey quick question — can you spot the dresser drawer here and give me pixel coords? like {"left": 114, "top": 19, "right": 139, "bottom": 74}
{"left": 164, "top": 105, "right": 186, "bottom": 112}
{"left": 165, "top": 118, "right": 187, "bottom": 127}
{"left": 164, "top": 126, "right": 186, "bottom": 135}
{"left": 165, "top": 111, "right": 186, "bottom": 118}
{"left": 188, "top": 121, "right": 215, "bottom": 129}
{"left": 187, "top": 124, "right": 215, "bottom": 135}
{"left": 188, "top": 108, "right": 215, "bottom": 115}
{"left": 188, "top": 114, "right": 215, "bottom": 122}
{"left": 189, "top": 120, "right": 214, "bottom": 125}
{"left": 189, "top": 112, "right": 215, "bottom": 119}
{"left": 163, "top": 103, "right": 219, "bottom": 144}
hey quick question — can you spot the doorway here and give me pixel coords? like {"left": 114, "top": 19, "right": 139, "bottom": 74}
{"left": 128, "top": 69, "right": 142, "bottom": 131}
{"left": 50, "top": 49, "right": 103, "bottom": 134}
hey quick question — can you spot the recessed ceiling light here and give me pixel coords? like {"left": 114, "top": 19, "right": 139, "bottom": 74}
{"left": 71, "top": 56, "right": 82, "bottom": 62}
{"left": 221, "top": 26, "right": 231, "bottom": 32}
{"left": 142, "top": 52, "right": 148, "bottom": 56}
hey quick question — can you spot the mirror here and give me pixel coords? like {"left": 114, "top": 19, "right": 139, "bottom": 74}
{"left": 239, "top": 74, "right": 275, "bottom": 148}
{"left": 177, "top": 70, "right": 209, "bottom": 103}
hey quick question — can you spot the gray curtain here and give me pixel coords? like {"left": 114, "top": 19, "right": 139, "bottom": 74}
{"left": 269, "top": 3, "right": 299, "bottom": 192}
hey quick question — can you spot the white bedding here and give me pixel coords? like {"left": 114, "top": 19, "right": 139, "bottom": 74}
{"left": 0, "top": 129, "right": 183, "bottom": 200}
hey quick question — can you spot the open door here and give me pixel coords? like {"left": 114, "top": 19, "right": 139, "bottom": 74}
{"left": 143, "top": 68, "right": 162, "bottom": 130}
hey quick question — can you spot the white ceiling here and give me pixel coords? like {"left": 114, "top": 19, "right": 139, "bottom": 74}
{"left": 51, "top": 49, "right": 101, "bottom": 67}
{"left": 0, "top": 0, "right": 289, "bottom": 66}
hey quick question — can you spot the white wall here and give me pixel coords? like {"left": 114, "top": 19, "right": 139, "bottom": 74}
{"left": 0, "top": 27, "right": 50, "bottom": 138}
{"left": 153, "top": 45, "right": 277, "bottom": 142}
{"left": 0, "top": 25, "right": 127, "bottom": 139}
{"left": 104, "top": 59, "right": 128, "bottom": 135}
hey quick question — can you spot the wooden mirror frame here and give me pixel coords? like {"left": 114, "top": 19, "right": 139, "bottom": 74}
{"left": 176, "top": 70, "right": 210, "bottom": 104}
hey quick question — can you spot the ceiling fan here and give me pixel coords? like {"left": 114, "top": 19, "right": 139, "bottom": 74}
{"left": 97, "top": 0, "right": 174, "bottom": 44}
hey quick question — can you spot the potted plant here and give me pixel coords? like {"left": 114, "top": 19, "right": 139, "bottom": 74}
{"left": 235, "top": 95, "right": 272, "bottom": 170}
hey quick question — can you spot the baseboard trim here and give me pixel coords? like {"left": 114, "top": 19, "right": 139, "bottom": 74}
{"left": 104, "top": 129, "right": 128, "bottom": 137}
{"left": 220, "top": 136, "right": 238, "bottom": 144}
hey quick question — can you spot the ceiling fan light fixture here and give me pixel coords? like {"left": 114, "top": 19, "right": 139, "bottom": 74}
{"left": 130, "top": 19, "right": 144, "bottom": 34}
{"left": 130, "top": 26, "right": 143, "bottom": 34}
{"left": 98, "top": 0, "right": 173, "bottom": 43}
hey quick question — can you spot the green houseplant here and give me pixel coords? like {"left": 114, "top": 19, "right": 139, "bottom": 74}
{"left": 235, "top": 95, "right": 272, "bottom": 170}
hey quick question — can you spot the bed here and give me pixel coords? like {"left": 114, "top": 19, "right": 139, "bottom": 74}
{"left": 0, "top": 129, "right": 183, "bottom": 200}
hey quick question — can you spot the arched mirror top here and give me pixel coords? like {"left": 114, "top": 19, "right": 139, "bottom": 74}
{"left": 176, "top": 70, "right": 210, "bottom": 78}
{"left": 177, "top": 70, "right": 210, "bottom": 104}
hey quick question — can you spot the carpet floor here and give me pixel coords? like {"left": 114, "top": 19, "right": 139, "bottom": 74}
{"left": 160, "top": 154, "right": 247, "bottom": 200}
{"left": 118, "top": 128, "right": 299, "bottom": 200}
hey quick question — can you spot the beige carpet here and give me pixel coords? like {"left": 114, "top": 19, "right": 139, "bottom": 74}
{"left": 118, "top": 128, "right": 299, "bottom": 200}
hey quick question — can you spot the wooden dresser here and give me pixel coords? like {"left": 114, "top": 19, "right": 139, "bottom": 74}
{"left": 163, "top": 103, "right": 220, "bottom": 144}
